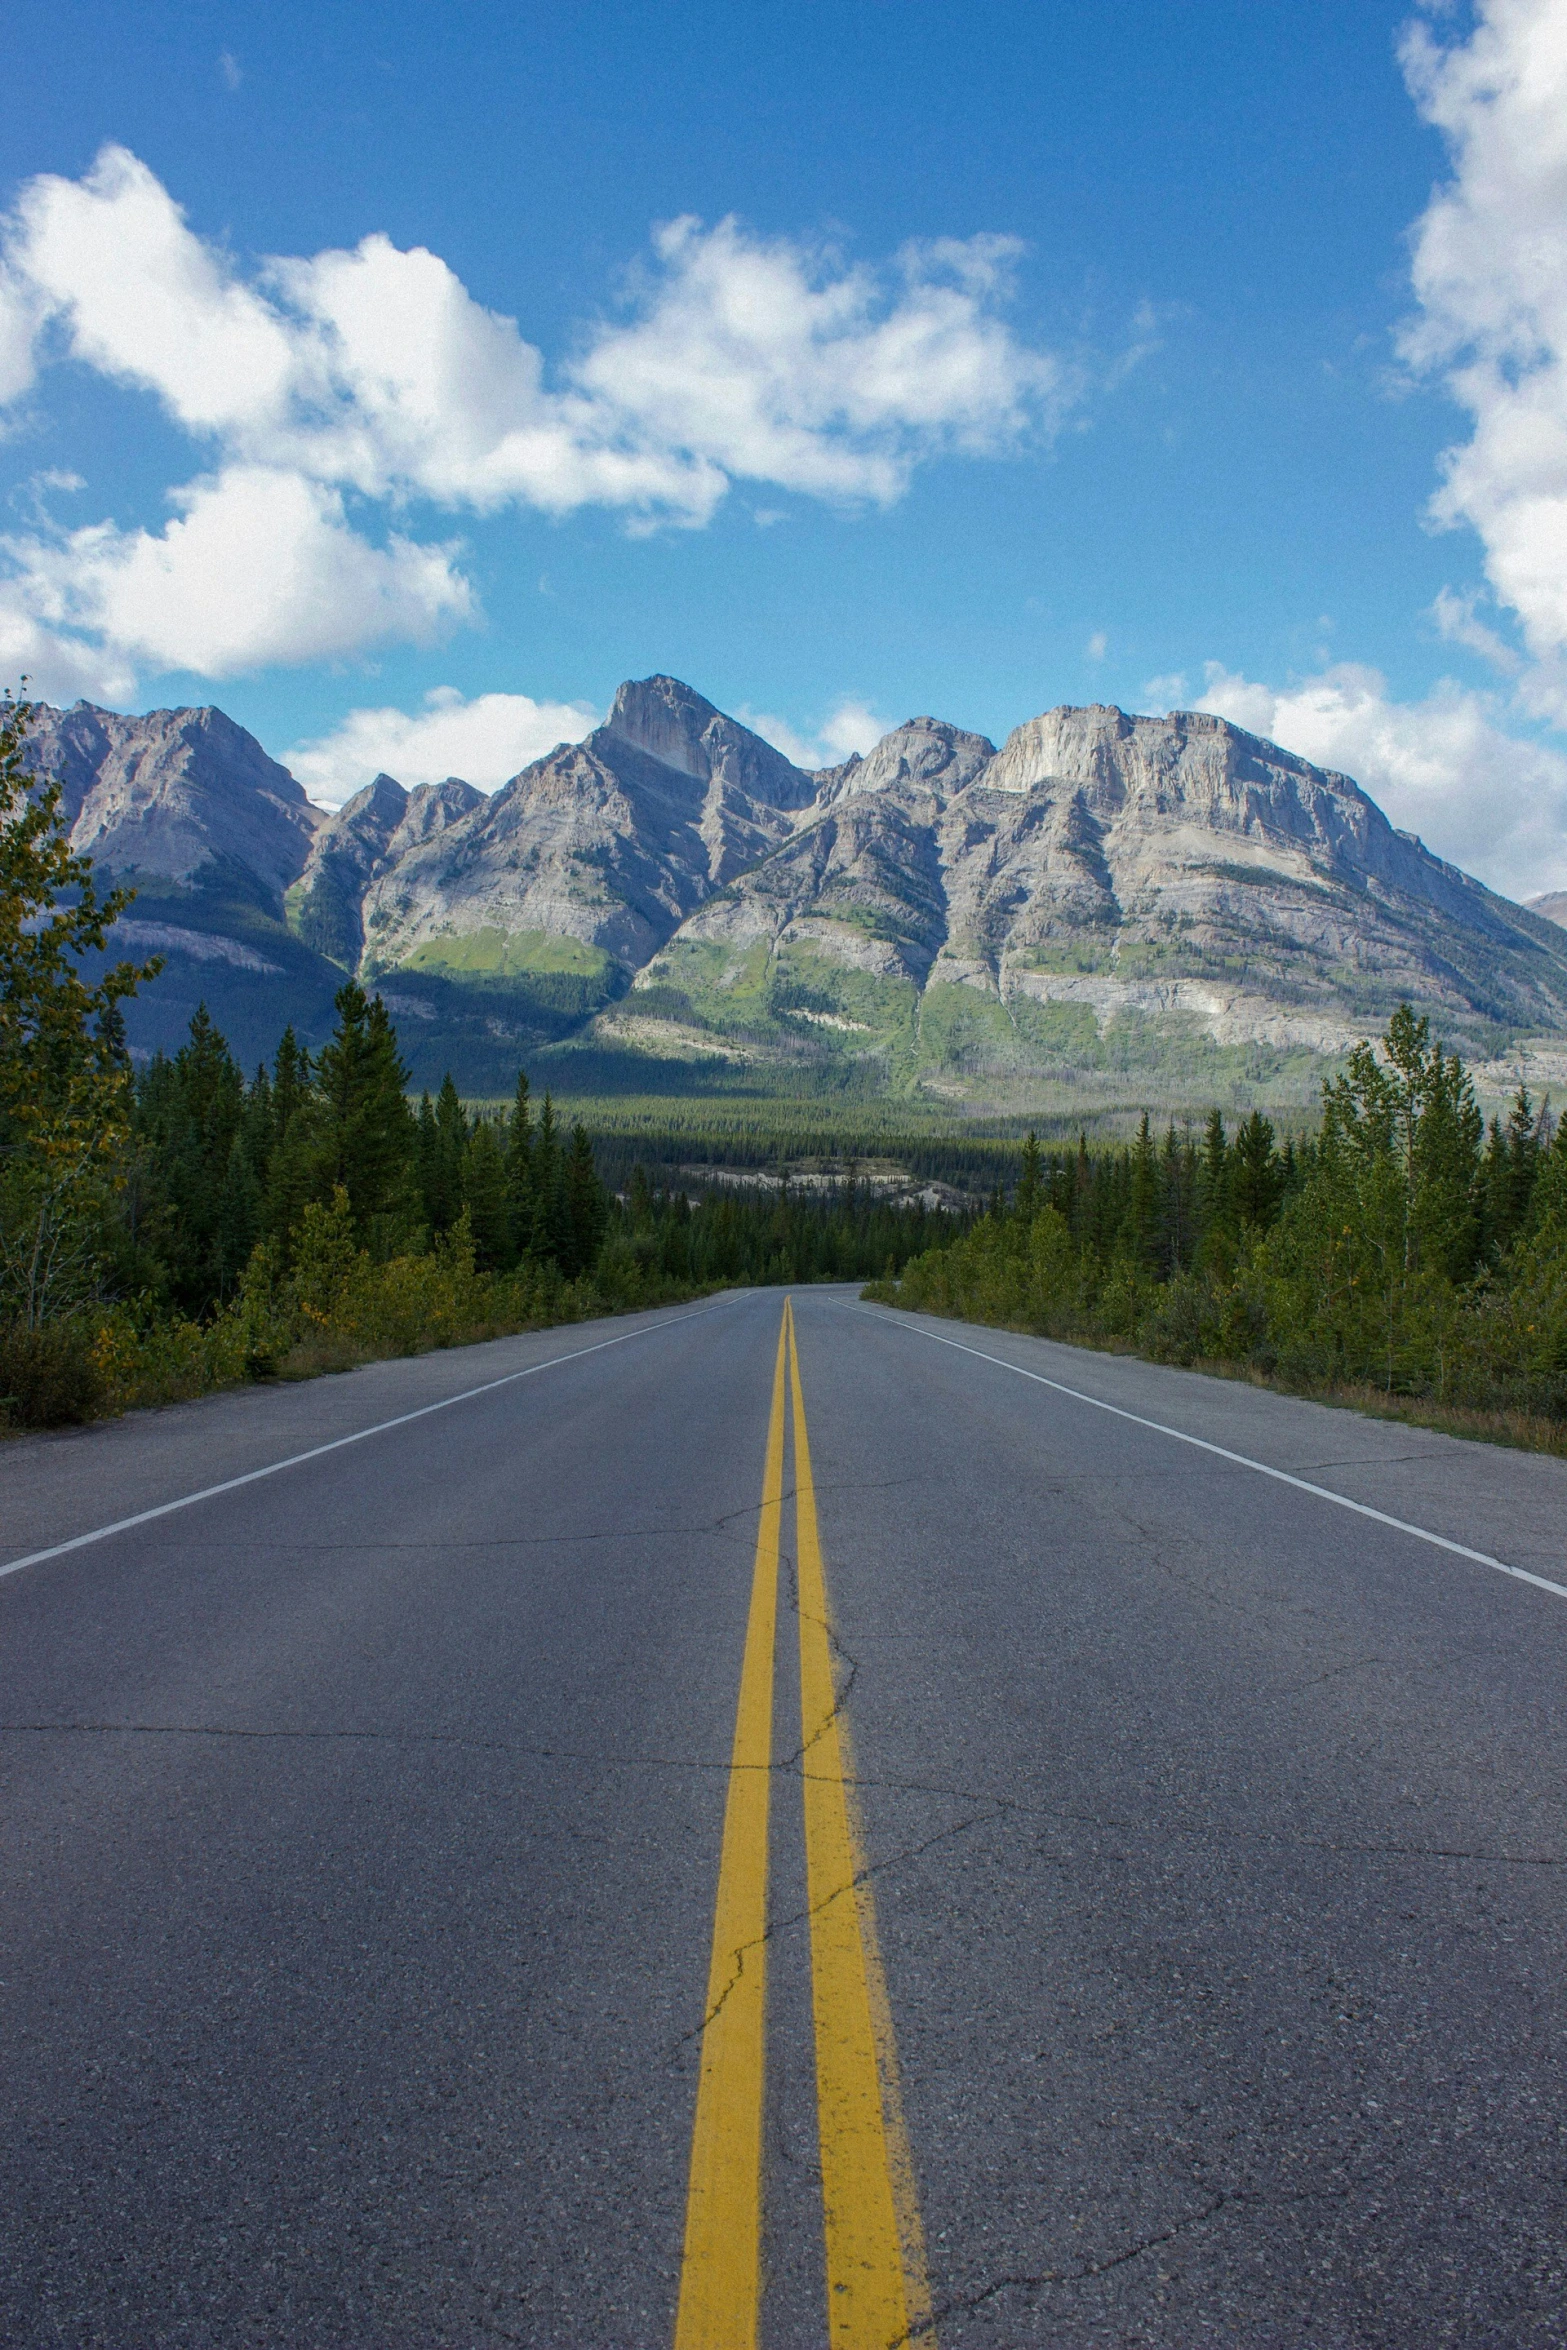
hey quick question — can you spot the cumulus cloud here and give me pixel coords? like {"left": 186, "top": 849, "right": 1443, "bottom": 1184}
{"left": 1189, "top": 660, "right": 1567, "bottom": 901}
{"left": 0, "top": 593, "right": 134, "bottom": 704}
{"left": 1139, "top": 2, "right": 1567, "bottom": 908}
{"left": 1399, "top": 0, "right": 1567, "bottom": 715}
{"left": 285, "top": 686, "right": 599, "bottom": 807}
{"left": 0, "top": 146, "right": 1069, "bottom": 687}
{"left": 3, "top": 466, "right": 471, "bottom": 677}
{"left": 579, "top": 220, "right": 1065, "bottom": 507}
{"left": 741, "top": 696, "right": 888, "bottom": 770}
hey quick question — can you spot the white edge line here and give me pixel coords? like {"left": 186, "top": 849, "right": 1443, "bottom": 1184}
{"left": 0, "top": 1296, "right": 740, "bottom": 1585}
{"left": 849, "top": 1303, "right": 1567, "bottom": 1606}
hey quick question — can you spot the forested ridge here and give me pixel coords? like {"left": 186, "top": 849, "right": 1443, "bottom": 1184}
{"left": 871, "top": 1011, "right": 1567, "bottom": 1441}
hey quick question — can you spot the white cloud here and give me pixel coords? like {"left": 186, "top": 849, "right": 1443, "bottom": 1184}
{"left": 1190, "top": 659, "right": 1567, "bottom": 901}
{"left": 218, "top": 51, "right": 241, "bottom": 92}
{"left": 4, "top": 465, "right": 471, "bottom": 676}
{"left": 1132, "top": 3, "right": 1567, "bottom": 910}
{"left": 1085, "top": 629, "right": 1107, "bottom": 661}
{"left": 741, "top": 696, "right": 888, "bottom": 770}
{"left": 285, "top": 686, "right": 599, "bottom": 807}
{"left": 578, "top": 220, "right": 1066, "bottom": 507}
{"left": 1399, "top": 0, "right": 1567, "bottom": 712}
{"left": 0, "top": 592, "right": 134, "bottom": 703}
{"left": 0, "top": 147, "right": 1071, "bottom": 688}
{"left": 1431, "top": 583, "right": 1524, "bottom": 672}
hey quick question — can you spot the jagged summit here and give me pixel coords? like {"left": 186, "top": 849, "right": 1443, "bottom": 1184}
{"left": 600, "top": 674, "right": 817, "bottom": 808}
{"left": 26, "top": 699, "right": 318, "bottom": 899}
{"left": 19, "top": 678, "right": 1567, "bottom": 1101}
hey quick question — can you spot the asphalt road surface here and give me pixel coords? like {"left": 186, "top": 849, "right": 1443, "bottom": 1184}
{"left": 4, "top": 1285, "right": 1567, "bottom": 2348}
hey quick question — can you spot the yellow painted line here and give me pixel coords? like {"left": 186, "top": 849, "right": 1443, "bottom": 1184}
{"left": 674, "top": 1307, "right": 790, "bottom": 2350}
{"left": 788, "top": 1299, "right": 934, "bottom": 2349}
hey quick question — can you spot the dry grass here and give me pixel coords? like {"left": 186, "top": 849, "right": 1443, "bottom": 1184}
{"left": 1237, "top": 1369, "right": 1567, "bottom": 1458}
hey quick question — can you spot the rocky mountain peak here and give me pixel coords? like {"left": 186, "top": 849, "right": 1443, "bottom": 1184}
{"left": 984, "top": 702, "right": 1364, "bottom": 809}
{"left": 823, "top": 715, "right": 998, "bottom": 805}
{"left": 327, "top": 772, "right": 410, "bottom": 837}
{"left": 29, "top": 675, "right": 1567, "bottom": 1104}
{"left": 599, "top": 674, "right": 815, "bottom": 810}
{"left": 392, "top": 776, "right": 485, "bottom": 852}
{"left": 24, "top": 699, "right": 318, "bottom": 901}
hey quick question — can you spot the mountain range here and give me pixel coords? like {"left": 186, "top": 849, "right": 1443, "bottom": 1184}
{"left": 26, "top": 675, "right": 1567, "bottom": 1110}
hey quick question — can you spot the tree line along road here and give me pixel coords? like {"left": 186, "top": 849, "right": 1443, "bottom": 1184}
{"left": 3, "top": 1285, "right": 1566, "bottom": 2346}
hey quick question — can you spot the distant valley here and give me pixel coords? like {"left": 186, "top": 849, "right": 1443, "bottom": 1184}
{"left": 29, "top": 676, "right": 1567, "bottom": 1112}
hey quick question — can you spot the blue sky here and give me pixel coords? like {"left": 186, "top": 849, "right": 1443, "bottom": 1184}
{"left": 3, "top": 0, "right": 1566, "bottom": 896}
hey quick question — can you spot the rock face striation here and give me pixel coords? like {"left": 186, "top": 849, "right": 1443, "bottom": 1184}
{"left": 354, "top": 677, "right": 816, "bottom": 977}
{"left": 28, "top": 701, "right": 321, "bottom": 903}
{"left": 22, "top": 678, "right": 1567, "bottom": 1102}
{"left": 292, "top": 774, "right": 483, "bottom": 968}
{"left": 654, "top": 702, "right": 1567, "bottom": 1062}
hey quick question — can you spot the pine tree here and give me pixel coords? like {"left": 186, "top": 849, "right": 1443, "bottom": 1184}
{"left": 1159, "top": 1121, "right": 1196, "bottom": 1273}
{"left": 563, "top": 1122, "right": 608, "bottom": 1276}
{"left": 533, "top": 1092, "right": 568, "bottom": 1267}
{"left": 423, "top": 1074, "right": 467, "bottom": 1235}
{"left": 506, "top": 1070, "right": 537, "bottom": 1258}
{"left": 1485, "top": 1086, "right": 1543, "bottom": 1258}
{"left": 1231, "top": 1111, "right": 1283, "bottom": 1230}
{"left": 214, "top": 1134, "right": 262, "bottom": 1295}
{"left": 1199, "top": 1108, "right": 1230, "bottom": 1239}
{"left": 462, "top": 1117, "right": 512, "bottom": 1271}
{"left": 1126, "top": 1112, "right": 1160, "bottom": 1268}
{"left": 271, "top": 1027, "right": 311, "bottom": 1147}
{"left": 1014, "top": 1130, "right": 1042, "bottom": 1224}
{"left": 315, "top": 985, "right": 415, "bottom": 1243}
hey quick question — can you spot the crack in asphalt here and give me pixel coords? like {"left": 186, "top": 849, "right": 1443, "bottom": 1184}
{"left": 909, "top": 2181, "right": 1349, "bottom": 2339}
{"left": 27, "top": 1474, "right": 924, "bottom": 1571}
{"left": 772, "top": 1537, "right": 865, "bottom": 1777}
{"left": 4, "top": 1726, "right": 1560, "bottom": 1868}
{"left": 665, "top": 1803, "right": 1005, "bottom": 2061}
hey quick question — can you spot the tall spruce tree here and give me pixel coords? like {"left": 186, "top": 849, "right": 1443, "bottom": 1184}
{"left": 506, "top": 1071, "right": 537, "bottom": 1259}
{"left": 1014, "top": 1131, "right": 1043, "bottom": 1223}
{"left": 1126, "top": 1112, "right": 1160, "bottom": 1268}
{"left": 563, "top": 1122, "right": 607, "bottom": 1277}
{"left": 420, "top": 1075, "right": 467, "bottom": 1235}
{"left": 315, "top": 984, "right": 415, "bottom": 1244}
{"left": 1231, "top": 1111, "right": 1284, "bottom": 1230}
{"left": 462, "top": 1118, "right": 511, "bottom": 1271}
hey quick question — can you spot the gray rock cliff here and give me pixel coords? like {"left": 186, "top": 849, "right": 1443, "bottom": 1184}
{"left": 25, "top": 702, "right": 319, "bottom": 906}
{"left": 20, "top": 680, "right": 1567, "bottom": 1101}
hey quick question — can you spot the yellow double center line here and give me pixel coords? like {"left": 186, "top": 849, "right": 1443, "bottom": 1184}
{"left": 676, "top": 1300, "right": 933, "bottom": 2350}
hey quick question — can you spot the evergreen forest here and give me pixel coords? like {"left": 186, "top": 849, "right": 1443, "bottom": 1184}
{"left": 872, "top": 1013, "right": 1567, "bottom": 1437}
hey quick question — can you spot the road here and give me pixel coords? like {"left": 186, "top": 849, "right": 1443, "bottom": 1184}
{"left": 4, "top": 1284, "right": 1567, "bottom": 2347}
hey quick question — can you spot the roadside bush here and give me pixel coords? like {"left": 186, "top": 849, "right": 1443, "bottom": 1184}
{"left": 0, "top": 1318, "right": 107, "bottom": 1429}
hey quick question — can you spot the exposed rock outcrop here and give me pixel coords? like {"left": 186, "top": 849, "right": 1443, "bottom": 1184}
{"left": 26, "top": 702, "right": 319, "bottom": 906}
{"left": 292, "top": 774, "right": 482, "bottom": 967}
{"left": 21, "top": 679, "right": 1567, "bottom": 1100}
{"left": 356, "top": 678, "right": 814, "bottom": 973}
{"left": 644, "top": 700, "right": 1567, "bottom": 1065}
